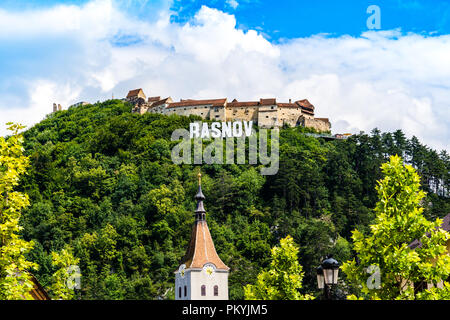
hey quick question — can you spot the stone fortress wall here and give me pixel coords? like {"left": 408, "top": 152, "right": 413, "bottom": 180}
{"left": 127, "top": 88, "right": 331, "bottom": 132}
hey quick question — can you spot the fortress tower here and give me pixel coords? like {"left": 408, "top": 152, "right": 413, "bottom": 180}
{"left": 175, "top": 172, "right": 230, "bottom": 300}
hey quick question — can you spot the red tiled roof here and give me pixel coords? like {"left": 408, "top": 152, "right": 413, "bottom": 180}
{"left": 227, "top": 101, "right": 259, "bottom": 108}
{"left": 277, "top": 103, "right": 299, "bottom": 108}
{"left": 181, "top": 220, "right": 229, "bottom": 270}
{"left": 151, "top": 97, "right": 172, "bottom": 107}
{"left": 148, "top": 96, "right": 161, "bottom": 102}
{"left": 168, "top": 98, "right": 227, "bottom": 108}
{"left": 260, "top": 98, "right": 276, "bottom": 106}
{"left": 295, "top": 99, "right": 314, "bottom": 110}
{"left": 126, "top": 88, "right": 144, "bottom": 98}
{"left": 316, "top": 118, "right": 330, "bottom": 122}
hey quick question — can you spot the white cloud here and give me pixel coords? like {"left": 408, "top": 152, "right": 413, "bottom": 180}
{"left": 0, "top": 0, "right": 448, "bottom": 151}
{"left": 226, "top": 0, "right": 239, "bottom": 10}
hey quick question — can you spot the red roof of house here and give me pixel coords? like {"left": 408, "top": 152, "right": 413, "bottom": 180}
{"left": 277, "top": 103, "right": 299, "bottom": 108}
{"left": 126, "top": 88, "right": 144, "bottom": 98}
{"left": 148, "top": 96, "right": 161, "bottom": 102}
{"left": 296, "top": 99, "right": 314, "bottom": 110}
{"left": 260, "top": 98, "right": 277, "bottom": 106}
{"left": 168, "top": 98, "right": 227, "bottom": 108}
{"left": 151, "top": 97, "right": 172, "bottom": 107}
{"left": 227, "top": 101, "right": 259, "bottom": 108}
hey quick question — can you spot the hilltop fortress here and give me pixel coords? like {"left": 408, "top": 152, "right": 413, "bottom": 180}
{"left": 127, "top": 88, "right": 331, "bottom": 132}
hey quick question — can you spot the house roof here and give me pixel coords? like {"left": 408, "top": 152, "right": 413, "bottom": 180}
{"left": 443, "top": 213, "right": 450, "bottom": 231}
{"left": 148, "top": 96, "right": 161, "bottom": 102}
{"left": 277, "top": 103, "right": 299, "bottom": 108}
{"left": 151, "top": 97, "right": 172, "bottom": 107}
{"left": 168, "top": 98, "right": 227, "bottom": 109}
{"left": 126, "top": 88, "right": 144, "bottom": 98}
{"left": 260, "top": 98, "right": 276, "bottom": 106}
{"left": 30, "top": 274, "right": 51, "bottom": 300}
{"left": 295, "top": 99, "right": 314, "bottom": 110}
{"left": 227, "top": 101, "right": 259, "bottom": 108}
{"left": 409, "top": 213, "right": 450, "bottom": 249}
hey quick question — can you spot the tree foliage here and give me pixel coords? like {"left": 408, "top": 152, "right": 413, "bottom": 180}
{"left": 50, "top": 246, "right": 80, "bottom": 300}
{"left": 244, "top": 235, "right": 313, "bottom": 300}
{"left": 9, "top": 99, "right": 448, "bottom": 299}
{"left": 342, "top": 155, "right": 450, "bottom": 300}
{"left": 0, "top": 123, "right": 37, "bottom": 299}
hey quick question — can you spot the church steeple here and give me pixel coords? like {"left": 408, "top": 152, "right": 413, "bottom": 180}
{"left": 175, "top": 170, "right": 230, "bottom": 300}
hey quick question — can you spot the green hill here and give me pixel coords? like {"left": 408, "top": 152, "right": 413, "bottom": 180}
{"left": 18, "top": 99, "right": 449, "bottom": 299}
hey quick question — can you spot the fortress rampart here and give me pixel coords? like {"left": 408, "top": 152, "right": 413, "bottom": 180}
{"left": 127, "top": 88, "right": 331, "bottom": 132}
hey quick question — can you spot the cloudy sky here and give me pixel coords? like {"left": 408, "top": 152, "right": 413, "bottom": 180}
{"left": 0, "top": 0, "right": 449, "bottom": 151}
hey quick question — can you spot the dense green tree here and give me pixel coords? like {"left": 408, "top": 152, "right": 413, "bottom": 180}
{"left": 7, "top": 99, "right": 447, "bottom": 300}
{"left": 342, "top": 155, "right": 450, "bottom": 300}
{"left": 244, "top": 235, "right": 314, "bottom": 300}
{"left": 0, "top": 123, "right": 38, "bottom": 299}
{"left": 50, "top": 246, "right": 80, "bottom": 300}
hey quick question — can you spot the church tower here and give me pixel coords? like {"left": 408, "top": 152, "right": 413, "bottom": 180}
{"left": 175, "top": 172, "right": 230, "bottom": 300}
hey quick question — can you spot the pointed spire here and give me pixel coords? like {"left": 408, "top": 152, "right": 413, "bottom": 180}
{"left": 195, "top": 172, "right": 205, "bottom": 200}
{"left": 195, "top": 171, "right": 206, "bottom": 221}
{"left": 178, "top": 169, "right": 229, "bottom": 272}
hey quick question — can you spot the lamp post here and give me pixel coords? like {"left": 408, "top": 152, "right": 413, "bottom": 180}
{"left": 317, "top": 255, "right": 339, "bottom": 300}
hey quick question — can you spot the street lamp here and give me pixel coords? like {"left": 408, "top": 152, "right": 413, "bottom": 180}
{"left": 316, "top": 265, "right": 324, "bottom": 289}
{"left": 317, "top": 255, "right": 339, "bottom": 300}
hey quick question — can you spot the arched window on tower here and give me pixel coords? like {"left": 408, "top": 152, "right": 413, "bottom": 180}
{"left": 184, "top": 285, "right": 187, "bottom": 297}
{"left": 214, "top": 285, "right": 218, "bottom": 296}
{"left": 178, "top": 287, "right": 182, "bottom": 298}
{"left": 201, "top": 285, "right": 206, "bottom": 296}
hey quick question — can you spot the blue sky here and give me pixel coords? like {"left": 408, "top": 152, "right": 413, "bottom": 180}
{"left": 3, "top": 0, "right": 450, "bottom": 38}
{"left": 171, "top": 0, "right": 450, "bottom": 38}
{"left": 0, "top": 0, "right": 449, "bottom": 151}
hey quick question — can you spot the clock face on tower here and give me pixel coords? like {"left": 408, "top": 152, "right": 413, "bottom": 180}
{"left": 203, "top": 263, "right": 216, "bottom": 277}
{"left": 178, "top": 264, "right": 186, "bottom": 278}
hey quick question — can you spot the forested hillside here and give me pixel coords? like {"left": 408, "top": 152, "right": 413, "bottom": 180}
{"left": 17, "top": 99, "right": 449, "bottom": 299}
